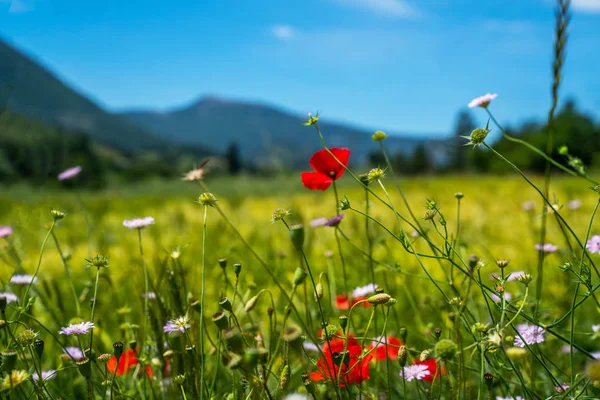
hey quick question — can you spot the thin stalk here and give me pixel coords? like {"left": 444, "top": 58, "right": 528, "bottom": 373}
{"left": 200, "top": 205, "right": 208, "bottom": 400}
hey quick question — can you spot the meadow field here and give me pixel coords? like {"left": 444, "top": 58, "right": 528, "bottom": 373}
{"left": 2, "top": 166, "right": 600, "bottom": 399}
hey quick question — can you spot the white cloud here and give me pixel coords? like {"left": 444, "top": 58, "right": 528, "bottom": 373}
{"left": 8, "top": 0, "right": 33, "bottom": 13}
{"left": 333, "top": 0, "right": 417, "bottom": 18}
{"left": 271, "top": 25, "right": 296, "bottom": 41}
{"left": 571, "top": 0, "right": 600, "bottom": 13}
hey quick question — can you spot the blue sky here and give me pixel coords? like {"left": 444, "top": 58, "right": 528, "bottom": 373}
{"left": 1, "top": 0, "right": 599, "bottom": 137}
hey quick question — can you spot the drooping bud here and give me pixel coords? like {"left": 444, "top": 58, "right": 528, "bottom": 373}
{"left": 293, "top": 267, "right": 307, "bottom": 286}
{"left": 289, "top": 224, "right": 305, "bottom": 251}
{"left": 245, "top": 294, "right": 260, "bottom": 312}
{"left": 315, "top": 283, "right": 323, "bottom": 300}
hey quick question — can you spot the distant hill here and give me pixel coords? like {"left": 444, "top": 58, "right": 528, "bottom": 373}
{"left": 0, "top": 39, "right": 170, "bottom": 151}
{"left": 122, "top": 97, "right": 433, "bottom": 167}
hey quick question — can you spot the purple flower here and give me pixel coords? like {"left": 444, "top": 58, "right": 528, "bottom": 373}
{"left": 142, "top": 292, "right": 157, "bottom": 300}
{"left": 310, "top": 217, "right": 328, "bottom": 228}
{"left": 514, "top": 324, "right": 545, "bottom": 347}
{"left": 491, "top": 291, "right": 512, "bottom": 303}
{"left": 33, "top": 370, "right": 57, "bottom": 382}
{"left": 592, "top": 351, "right": 600, "bottom": 360}
{"left": 324, "top": 214, "right": 344, "bottom": 227}
{"left": 506, "top": 271, "right": 526, "bottom": 282}
{"left": 411, "top": 231, "right": 420, "bottom": 238}
{"left": 468, "top": 93, "right": 497, "bottom": 108}
{"left": 535, "top": 243, "right": 558, "bottom": 253}
{"left": 566, "top": 199, "right": 582, "bottom": 210}
{"left": 400, "top": 364, "right": 430, "bottom": 382}
{"left": 555, "top": 383, "right": 569, "bottom": 393}
{"left": 352, "top": 283, "right": 377, "bottom": 298}
{"left": 0, "top": 292, "right": 18, "bottom": 304}
{"left": 302, "top": 341, "right": 320, "bottom": 352}
{"left": 58, "top": 166, "right": 82, "bottom": 181}
{"left": 163, "top": 316, "right": 190, "bottom": 334}
{"left": 59, "top": 321, "right": 95, "bottom": 336}
{"left": 10, "top": 274, "right": 38, "bottom": 285}
{"left": 64, "top": 346, "right": 84, "bottom": 359}
{"left": 0, "top": 226, "right": 12, "bottom": 238}
{"left": 123, "top": 217, "right": 155, "bottom": 229}
{"left": 587, "top": 235, "right": 600, "bottom": 254}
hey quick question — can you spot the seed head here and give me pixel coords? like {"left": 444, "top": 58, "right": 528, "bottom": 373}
{"left": 367, "top": 168, "right": 385, "bottom": 182}
{"left": 463, "top": 127, "right": 490, "bottom": 147}
{"left": 51, "top": 209, "right": 66, "bottom": 221}
{"left": 271, "top": 208, "right": 291, "bottom": 223}
{"left": 97, "top": 353, "right": 112, "bottom": 363}
{"left": 85, "top": 255, "right": 110, "bottom": 269}
{"left": 16, "top": 329, "right": 37, "bottom": 346}
{"left": 496, "top": 259, "right": 510, "bottom": 268}
{"left": 517, "top": 273, "right": 533, "bottom": 287}
{"left": 304, "top": 112, "right": 320, "bottom": 126}
{"left": 423, "top": 209, "right": 437, "bottom": 221}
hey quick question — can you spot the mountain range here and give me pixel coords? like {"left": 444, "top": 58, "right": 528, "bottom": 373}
{"left": 0, "top": 38, "right": 437, "bottom": 167}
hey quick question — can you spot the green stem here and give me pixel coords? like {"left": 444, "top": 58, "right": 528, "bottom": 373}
{"left": 200, "top": 205, "right": 208, "bottom": 400}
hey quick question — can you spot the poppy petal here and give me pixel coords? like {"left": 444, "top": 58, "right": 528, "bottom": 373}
{"left": 309, "top": 372, "right": 325, "bottom": 381}
{"left": 309, "top": 148, "right": 350, "bottom": 180}
{"left": 301, "top": 172, "right": 333, "bottom": 191}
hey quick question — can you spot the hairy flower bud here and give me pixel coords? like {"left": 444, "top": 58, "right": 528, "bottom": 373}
{"left": 289, "top": 224, "right": 305, "bottom": 251}
{"left": 367, "top": 293, "right": 391, "bottom": 305}
{"left": 367, "top": 168, "right": 385, "bottom": 182}
{"left": 293, "top": 267, "right": 307, "bottom": 286}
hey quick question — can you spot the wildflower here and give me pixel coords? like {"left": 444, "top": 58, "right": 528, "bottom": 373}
{"left": 57, "top": 165, "right": 82, "bottom": 181}
{"left": 555, "top": 383, "right": 569, "bottom": 393}
{"left": 142, "top": 292, "right": 157, "bottom": 300}
{"left": 302, "top": 341, "right": 320, "bottom": 352}
{"left": 592, "top": 351, "right": 600, "bottom": 359}
{"left": 198, "top": 192, "right": 217, "bottom": 207}
{"left": 271, "top": 208, "right": 291, "bottom": 223}
{"left": 593, "top": 324, "right": 600, "bottom": 334}
{"left": 123, "top": 217, "right": 155, "bottom": 229}
{"left": 491, "top": 292, "right": 513, "bottom": 303}
{"left": 372, "top": 131, "right": 387, "bottom": 142}
{"left": 9, "top": 274, "right": 37, "bottom": 285}
{"left": 310, "top": 217, "right": 328, "bottom": 228}
{"left": 324, "top": 214, "right": 344, "bottom": 227}
{"left": 521, "top": 201, "right": 535, "bottom": 212}
{"left": 182, "top": 159, "right": 211, "bottom": 182}
{"left": 513, "top": 324, "right": 545, "bottom": 347}
{"left": 301, "top": 148, "right": 350, "bottom": 191}
{"left": 535, "top": 243, "right": 558, "bottom": 253}
{"left": 506, "top": 271, "right": 526, "bottom": 282}
{"left": 1, "top": 370, "right": 28, "bottom": 390}
{"left": 309, "top": 335, "right": 372, "bottom": 386}
{"left": 163, "top": 315, "right": 190, "bottom": 334}
{"left": 336, "top": 295, "right": 351, "bottom": 310}
{"left": 352, "top": 284, "right": 377, "bottom": 298}
{"left": 566, "top": 199, "right": 582, "bottom": 210}
{"left": 411, "top": 231, "right": 420, "bottom": 238}
{"left": 64, "top": 346, "right": 84, "bottom": 360}
{"left": 411, "top": 359, "right": 444, "bottom": 383}
{"left": 400, "top": 363, "right": 430, "bottom": 382}
{"left": 517, "top": 274, "right": 533, "bottom": 286}
{"left": 32, "top": 370, "right": 57, "bottom": 382}
{"left": 304, "top": 112, "right": 320, "bottom": 126}
{"left": 0, "top": 226, "right": 12, "bottom": 238}
{"left": 15, "top": 329, "right": 37, "bottom": 346}
{"left": 368, "top": 336, "right": 403, "bottom": 360}
{"left": 367, "top": 167, "right": 385, "bottom": 182}
{"left": 587, "top": 235, "right": 600, "bottom": 254}
{"left": 423, "top": 209, "right": 437, "bottom": 220}
{"left": 107, "top": 348, "right": 152, "bottom": 377}
{"left": 468, "top": 93, "right": 497, "bottom": 108}
{"left": 0, "top": 292, "right": 18, "bottom": 304}
{"left": 59, "top": 321, "right": 95, "bottom": 336}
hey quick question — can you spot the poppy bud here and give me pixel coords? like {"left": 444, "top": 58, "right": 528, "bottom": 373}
{"left": 212, "top": 312, "right": 229, "bottom": 330}
{"left": 398, "top": 345, "right": 407, "bottom": 367}
{"left": 34, "top": 340, "right": 44, "bottom": 359}
{"left": 399, "top": 326, "right": 408, "bottom": 344}
{"left": 77, "top": 357, "right": 92, "bottom": 378}
{"left": 245, "top": 295, "right": 259, "bottom": 312}
{"left": 218, "top": 258, "right": 227, "bottom": 269}
{"left": 484, "top": 372, "right": 494, "bottom": 391}
{"left": 219, "top": 297, "right": 233, "bottom": 312}
{"left": 233, "top": 263, "right": 242, "bottom": 277}
{"left": 113, "top": 341, "right": 124, "bottom": 359}
{"left": 367, "top": 293, "right": 391, "bottom": 305}
{"left": 289, "top": 224, "right": 305, "bottom": 251}
{"left": 2, "top": 349, "right": 17, "bottom": 371}
{"left": 293, "top": 267, "right": 307, "bottom": 286}
{"left": 339, "top": 315, "right": 348, "bottom": 332}
{"left": 314, "top": 283, "right": 323, "bottom": 300}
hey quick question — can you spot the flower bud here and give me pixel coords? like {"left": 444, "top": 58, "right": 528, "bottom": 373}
{"left": 233, "top": 263, "right": 242, "bottom": 277}
{"left": 423, "top": 209, "right": 436, "bottom": 221}
{"left": 372, "top": 130, "right": 387, "bottom": 142}
{"left": 433, "top": 327, "right": 442, "bottom": 341}
{"left": 339, "top": 197, "right": 351, "bottom": 210}
{"left": 173, "top": 374, "right": 186, "bottom": 385}
{"left": 198, "top": 192, "right": 217, "bottom": 207}
{"left": 484, "top": 372, "right": 493, "bottom": 390}
{"left": 367, "top": 168, "right": 385, "bottom": 182}
{"left": 455, "top": 192, "right": 464, "bottom": 199}
{"left": 293, "top": 267, "right": 307, "bottom": 286}
{"left": 245, "top": 295, "right": 260, "bottom": 312}
{"left": 289, "top": 224, "right": 305, "bottom": 251}
{"left": 113, "top": 341, "right": 124, "bottom": 359}
{"left": 51, "top": 209, "right": 66, "bottom": 220}
{"left": 339, "top": 315, "right": 348, "bottom": 332}
{"left": 219, "top": 297, "right": 233, "bottom": 312}
{"left": 367, "top": 293, "right": 391, "bottom": 305}
{"left": 77, "top": 357, "right": 92, "bottom": 378}
{"left": 358, "top": 173, "right": 370, "bottom": 187}
{"left": 517, "top": 274, "right": 533, "bottom": 286}
{"left": 496, "top": 259, "right": 510, "bottom": 269}
{"left": 398, "top": 345, "right": 407, "bottom": 367}
{"left": 315, "top": 283, "right": 323, "bottom": 300}
{"left": 419, "top": 349, "right": 432, "bottom": 362}
{"left": 98, "top": 353, "right": 112, "bottom": 363}
{"left": 218, "top": 258, "right": 227, "bottom": 269}
{"left": 399, "top": 326, "right": 408, "bottom": 344}
{"left": 212, "top": 312, "right": 229, "bottom": 330}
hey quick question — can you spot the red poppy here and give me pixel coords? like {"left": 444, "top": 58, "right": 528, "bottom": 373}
{"left": 335, "top": 295, "right": 371, "bottom": 310}
{"left": 107, "top": 349, "right": 153, "bottom": 378}
{"left": 301, "top": 148, "right": 350, "bottom": 191}
{"left": 309, "top": 335, "right": 372, "bottom": 386}
{"left": 415, "top": 358, "right": 445, "bottom": 383}
{"left": 367, "top": 336, "right": 403, "bottom": 361}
